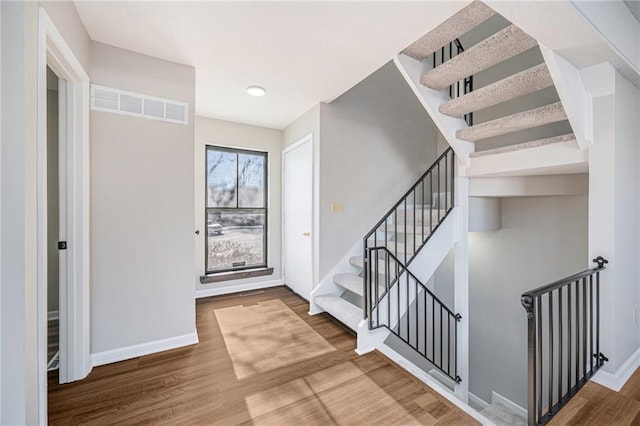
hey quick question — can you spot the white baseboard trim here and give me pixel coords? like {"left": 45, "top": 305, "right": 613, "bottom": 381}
{"left": 468, "top": 392, "right": 490, "bottom": 411}
{"left": 196, "top": 279, "right": 282, "bottom": 299}
{"left": 492, "top": 391, "right": 527, "bottom": 419}
{"left": 91, "top": 331, "right": 199, "bottom": 367}
{"left": 592, "top": 345, "right": 640, "bottom": 391}
{"left": 378, "top": 344, "right": 493, "bottom": 425}
{"left": 48, "top": 310, "right": 59, "bottom": 321}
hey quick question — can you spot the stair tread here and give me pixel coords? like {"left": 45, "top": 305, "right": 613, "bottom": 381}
{"left": 350, "top": 256, "right": 364, "bottom": 270}
{"left": 440, "top": 63, "right": 553, "bottom": 117}
{"left": 457, "top": 102, "right": 567, "bottom": 142}
{"left": 334, "top": 273, "right": 387, "bottom": 298}
{"left": 469, "top": 133, "right": 576, "bottom": 158}
{"left": 403, "top": 1, "right": 496, "bottom": 60}
{"left": 314, "top": 295, "right": 362, "bottom": 331}
{"left": 420, "top": 25, "right": 537, "bottom": 91}
{"left": 334, "top": 273, "right": 364, "bottom": 296}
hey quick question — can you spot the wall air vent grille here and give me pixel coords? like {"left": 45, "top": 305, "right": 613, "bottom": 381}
{"left": 120, "top": 94, "right": 142, "bottom": 114}
{"left": 90, "top": 84, "right": 188, "bottom": 125}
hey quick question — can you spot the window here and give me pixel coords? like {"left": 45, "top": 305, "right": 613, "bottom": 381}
{"left": 206, "top": 146, "right": 267, "bottom": 273}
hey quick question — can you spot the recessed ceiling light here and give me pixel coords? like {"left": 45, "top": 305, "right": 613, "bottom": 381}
{"left": 246, "top": 86, "right": 266, "bottom": 97}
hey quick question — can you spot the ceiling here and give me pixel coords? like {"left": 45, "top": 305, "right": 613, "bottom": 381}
{"left": 74, "top": 1, "right": 468, "bottom": 129}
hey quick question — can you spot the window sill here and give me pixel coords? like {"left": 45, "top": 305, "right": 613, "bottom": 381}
{"left": 200, "top": 267, "right": 274, "bottom": 284}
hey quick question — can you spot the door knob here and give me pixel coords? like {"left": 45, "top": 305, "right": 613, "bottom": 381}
{"left": 302, "top": 232, "right": 310, "bottom": 237}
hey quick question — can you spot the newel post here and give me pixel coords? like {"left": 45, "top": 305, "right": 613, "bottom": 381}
{"left": 521, "top": 294, "right": 536, "bottom": 426}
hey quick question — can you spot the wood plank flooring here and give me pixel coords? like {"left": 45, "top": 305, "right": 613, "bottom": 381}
{"left": 549, "top": 367, "right": 640, "bottom": 425}
{"left": 48, "top": 286, "right": 477, "bottom": 425}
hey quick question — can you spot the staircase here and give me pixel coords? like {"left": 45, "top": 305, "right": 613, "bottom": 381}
{"left": 310, "top": 147, "right": 460, "bottom": 381}
{"left": 395, "top": 0, "right": 585, "bottom": 176}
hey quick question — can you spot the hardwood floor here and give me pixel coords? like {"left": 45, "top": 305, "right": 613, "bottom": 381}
{"left": 549, "top": 367, "right": 640, "bottom": 425}
{"left": 48, "top": 286, "right": 477, "bottom": 425}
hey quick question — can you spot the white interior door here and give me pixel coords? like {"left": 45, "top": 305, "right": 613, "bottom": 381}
{"left": 283, "top": 137, "right": 313, "bottom": 300}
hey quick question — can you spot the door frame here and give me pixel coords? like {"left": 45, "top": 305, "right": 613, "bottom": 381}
{"left": 37, "top": 6, "right": 91, "bottom": 421}
{"left": 281, "top": 133, "right": 319, "bottom": 298}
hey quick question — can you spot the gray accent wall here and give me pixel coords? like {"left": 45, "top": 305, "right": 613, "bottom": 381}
{"left": 317, "top": 61, "right": 440, "bottom": 279}
{"left": 90, "top": 42, "right": 196, "bottom": 354}
{"left": 469, "top": 195, "right": 588, "bottom": 407}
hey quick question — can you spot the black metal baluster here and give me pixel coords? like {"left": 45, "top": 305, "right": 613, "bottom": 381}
{"left": 549, "top": 292, "right": 554, "bottom": 415}
{"left": 440, "top": 305, "right": 443, "bottom": 368}
{"left": 590, "top": 275, "right": 594, "bottom": 374}
{"left": 397, "top": 263, "right": 400, "bottom": 335}
{"left": 430, "top": 174, "right": 434, "bottom": 233}
{"left": 437, "top": 162, "right": 441, "bottom": 222}
{"left": 575, "top": 281, "right": 580, "bottom": 386}
{"left": 447, "top": 313, "right": 451, "bottom": 375}
{"left": 394, "top": 210, "right": 398, "bottom": 260}
{"left": 423, "top": 287, "right": 427, "bottom": 356}
{"left": 413, "top": 190, "right": 417, "bottom": 256}
{"left": 596, "top": 271, "right": 600, "bottom": 366}
{"left": 373, "top": 249, "right": 380, "bottom": 327}
{"left": 559, "top": 287, "right": 563, "bottom": 400}
{"left": 387, "top": 255, "right": 391, "bottom": 326}
{"left": 421, "top": 180, "right": 425, "bottom": 244}
{"left": 568, "top": 283, "right": 572, "bottom": 390}
{"left": 415, "top": 281, "right": 418, "bottom": 350}
{"left": 406, "top": 272, "right": 410, "bottom": 342}
{"left": 384, "top": 218, "right": 388, "bottom": 254}
{"left": 445, "top": 152, "right": 448, "bottom": 213}
{"left": 404, "top": 199, "right": 407, "bottom": 266}
{"left": 454, "top": 312, "right": 458, "bottom": 379}
{"left": 537, "top": 297, "right": 543, "bottom": 422}
{"left": 451, "top": 151, "right": 455, "bottom": 210}
{"left": 582, "top": 278, "right": 587, "bottom": 378}
{"left": 432, "top": 296, "right": 435, "bottom": 361}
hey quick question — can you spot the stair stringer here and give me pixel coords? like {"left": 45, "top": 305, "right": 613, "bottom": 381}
{"left": 393, "top": 54, "right": 474, "bottom": 165}
{"left": 357, "top": 211, "right": 458, "bottom": 355}
{"left": 308, "top": 239, "right": 362, "bottom": 315}
{"left": 539, "top": 44, "right": 590, "bottom": 149}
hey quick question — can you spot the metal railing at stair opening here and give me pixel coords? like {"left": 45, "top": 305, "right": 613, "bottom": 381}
{"left": 432, "top": 38, "right": 474, "bottom": 126}
{"left": 367, "top": 246, "right": 461, "bottom": 383}
{"left": 521, "top": 257, "right": 609, "bottom": 426}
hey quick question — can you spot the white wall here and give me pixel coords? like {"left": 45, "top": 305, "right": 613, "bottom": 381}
{"left": 90, "top": 42, "right": 196, "bottom": 355}
{"left": 283, "top": 104, "right": 320, "bottom": 150}
{"left": 587, "top": 69, "right": 640, "bottom": 380}
{"left": 318, "top": 61, "right": 440, "bottom": 278}
{"left": 41, "top": 1, "right": 91, "bottom": 72}
{"left": 611, "top": 73, "right": 640, "bottom": 370}
{"left": 195, "top": 116, "right": 283, "bottom": 291}
{"left": 468, "top": 195, "right": 588, "bottom": 407}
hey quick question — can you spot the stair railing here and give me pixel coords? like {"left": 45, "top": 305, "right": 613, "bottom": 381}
{"left": 432, "top": 38, "right": 474, "bottom": 126}
{"left": 362, "top": 148, "right": 454, "bottom": 321}
{"left": 367, "top": 246, "right": 461, "bottom": 383}
{"left": 521, "top": 256, "right": 609, "bottom": 426}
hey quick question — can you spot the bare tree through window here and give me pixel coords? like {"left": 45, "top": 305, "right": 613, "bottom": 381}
{"left": 206, "top": 146, "right": 267, "bottom": 273}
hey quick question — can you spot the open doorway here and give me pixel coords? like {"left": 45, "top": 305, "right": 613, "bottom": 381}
{"left": 46, "top": 66, "right": 61, "bottom": 373}
{"left": 37, "top": 7, "right": 92, "bottom": 421}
